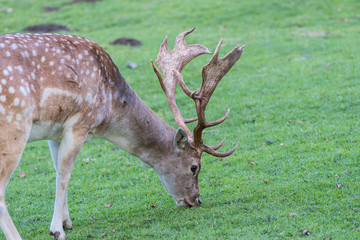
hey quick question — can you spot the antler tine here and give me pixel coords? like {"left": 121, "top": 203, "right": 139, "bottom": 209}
{"left": 174, "top": 27, "right": 195, "bottom": 49}
{"left": 206, "top": 108, "right": 230, "bottom": 127}
{"left": 209, "top": 137, "right": 227, "bottom": 150}
{"left": 202, "top": 144, "right": 238, "bottom": 158}
{"left": 151, "top": 60, "right": 166, "bottom": 93}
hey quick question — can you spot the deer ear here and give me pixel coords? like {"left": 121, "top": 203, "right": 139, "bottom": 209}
{"left": 173, "top": 128, "right": 188, "bottom": 150}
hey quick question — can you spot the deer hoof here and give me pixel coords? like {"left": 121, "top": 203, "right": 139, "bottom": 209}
{"left": 50, "top": 231, "right": 66, "bottom": 240}
{"left": 63, "top": 219, "right": 73, "bottom": 230}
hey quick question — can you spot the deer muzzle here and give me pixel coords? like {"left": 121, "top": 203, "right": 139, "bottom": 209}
{"left": 177, "top": 196, "right": 202, "bottom": 208}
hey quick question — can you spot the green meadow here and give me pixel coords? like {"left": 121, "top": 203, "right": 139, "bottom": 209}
{"left": 0, "top": 0, "right": 359, "bottom": 239}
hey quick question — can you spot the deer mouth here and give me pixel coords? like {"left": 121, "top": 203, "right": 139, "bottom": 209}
{"left": 177, "top": 197, "right": 201, "bottom": 208}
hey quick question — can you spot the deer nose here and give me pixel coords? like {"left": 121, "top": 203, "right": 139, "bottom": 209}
{"left": 197, "top": 198, "right": 202, "bottom": 205}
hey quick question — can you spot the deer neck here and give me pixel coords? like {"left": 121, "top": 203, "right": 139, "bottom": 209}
{"left": 103, "top": 81, "right": 175, "bottom": 166}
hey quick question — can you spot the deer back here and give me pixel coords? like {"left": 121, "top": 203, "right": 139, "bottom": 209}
{"left": 0, "top": 33, "right": 136, "bottom": 140}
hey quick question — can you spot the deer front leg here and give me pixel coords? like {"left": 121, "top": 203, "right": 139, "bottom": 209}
{"left": 0, "top": 125, "right": 31, "bottom": 240}
{"left": 48, "top": 140, "right": 72, "bottom": 230}
{"left": 49, "top": 128, "right": 87, "bottom": 240}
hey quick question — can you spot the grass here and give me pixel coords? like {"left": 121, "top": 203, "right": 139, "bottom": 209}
{"left": 1, "top": 0, "right": 360, "bottom": 239}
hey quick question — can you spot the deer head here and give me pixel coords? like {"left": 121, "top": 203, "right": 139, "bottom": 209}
{"left": 151, "top": 28, "right": 245, "bottom": 207}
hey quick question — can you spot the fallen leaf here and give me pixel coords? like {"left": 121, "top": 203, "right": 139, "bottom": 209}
{"left": 337, "top": 183, "right": 341, "bottom": 189}
{"left": 216, "top": 159, "right": 223, "bottom": 162}
{"left": 112, "top": 229, "right": 116, "bottom": 233}
{"left": 264, "top": 180, "right": 269, "bottom": 184}
{"left": 151, "top": 203, "right": 157, "bottom": 208}
{"left": 102, "top": 232, "right": 108, "bottom": 237}
{"left": 280, "top": 143, "right": 286, "bottom": 146}
{"left": 323, "top": 238, "right": 332, "bottom": 240}
{"left": 289, "top": 212, "right": 297, "bottom": 216}
{"left": 326, "top": 63, "right": 331, "bottom": 68}
{"left": 104, "top": 203, "right": 113, "bottom": 208}
{"left": 249, "top": 162, "right": 257, "bottom": 166}
{"left": 90, "top": 216, "right": 98, "bottom": 220}
{"left": 344, "top": 18, "right": 348, "bottom": 22}
{"left": 302, "top": 229, "right": 311, "bottom": 236}
{"left": 19, "top": 173, "right": 26, "bottom": 178}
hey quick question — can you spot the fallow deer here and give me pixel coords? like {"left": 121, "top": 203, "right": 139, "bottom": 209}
{"left": 0, "top": 28, "right": 244, "bottom": 239}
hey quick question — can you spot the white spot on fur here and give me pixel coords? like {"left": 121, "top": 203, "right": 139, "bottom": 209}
{"left": 9, "top": 87, "right": 15, "bottom": 94}
{"left": 49, "top": 61, "right": 54, "bottom": 66}
{"left": 16, "top": 114, "right": 21, "bottom": 121}
{"left": 6, "top": 113, "right": 13, "bottom": 123}
{"left": 85, "top": 93, "right": 92, "bottom": 103}
{"left": 32, "top": 50, "right": 37, "bottom": 56}
{"left": 5, "top": 51, "right": 10, "bottom": 57}
{"left": 0, "top": 95, "right": 5, "bottom": 102}
{"left": 20, "top": 86, "right": 27, "bottom": 96}
{"left": 13, "top": 98, "right": 19, "bottom": 106}
{"left": 0, "top": 43, "right": 4, "bottom": 48}
{"left": 1, "top": 79, "right": 6, "bottom": 85}
{"left": 41, "top": 56, "right": 46, "bottom": 62}
{"left": 10, "top": 43, "right": 17, "bottom": 49}
{"left": 17, "top": 66, "right": 23, "bottom": 73}
{"left": 3, "top": 70, "right": 9, "bottom": 76}
{"left": 7, "top": 66, "right": 12, "bottom": 72}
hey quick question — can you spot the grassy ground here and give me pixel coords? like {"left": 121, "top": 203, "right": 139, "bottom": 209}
{"left": 1, "top": 0, "right": 360, "bottom": 239}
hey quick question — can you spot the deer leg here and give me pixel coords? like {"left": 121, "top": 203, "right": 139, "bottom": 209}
{"left": 48, "top": 140, "right": 72, "bottom": 230}
{"left": 49, "top": 128, "right": 86, "bottom": 240}
{"left": 0, "top": 126, "right": 30, "bottom": 240}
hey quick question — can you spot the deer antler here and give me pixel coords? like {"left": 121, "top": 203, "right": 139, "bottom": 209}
{"left": 151, "top": 28, "right": 211, "bottom": 136}
{"left": 153, "top": 28, "right": 244, "bottom": 157}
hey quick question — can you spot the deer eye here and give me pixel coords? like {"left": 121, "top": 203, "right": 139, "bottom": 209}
{"left": 190, "top": 165, "right": 198, "bottom": 174}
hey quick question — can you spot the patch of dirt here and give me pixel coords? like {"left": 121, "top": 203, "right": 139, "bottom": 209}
{"left": 65, "top": 0, "right": 100, "bottom": 5}
{"left": 111, "top": 38, "right": 142, "bottom": 47}
{"left": 23, "top": 24, "right": 70, "bottom": 33}
{"left": 43, "top": 6, "right": 61, "bottom": 11}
